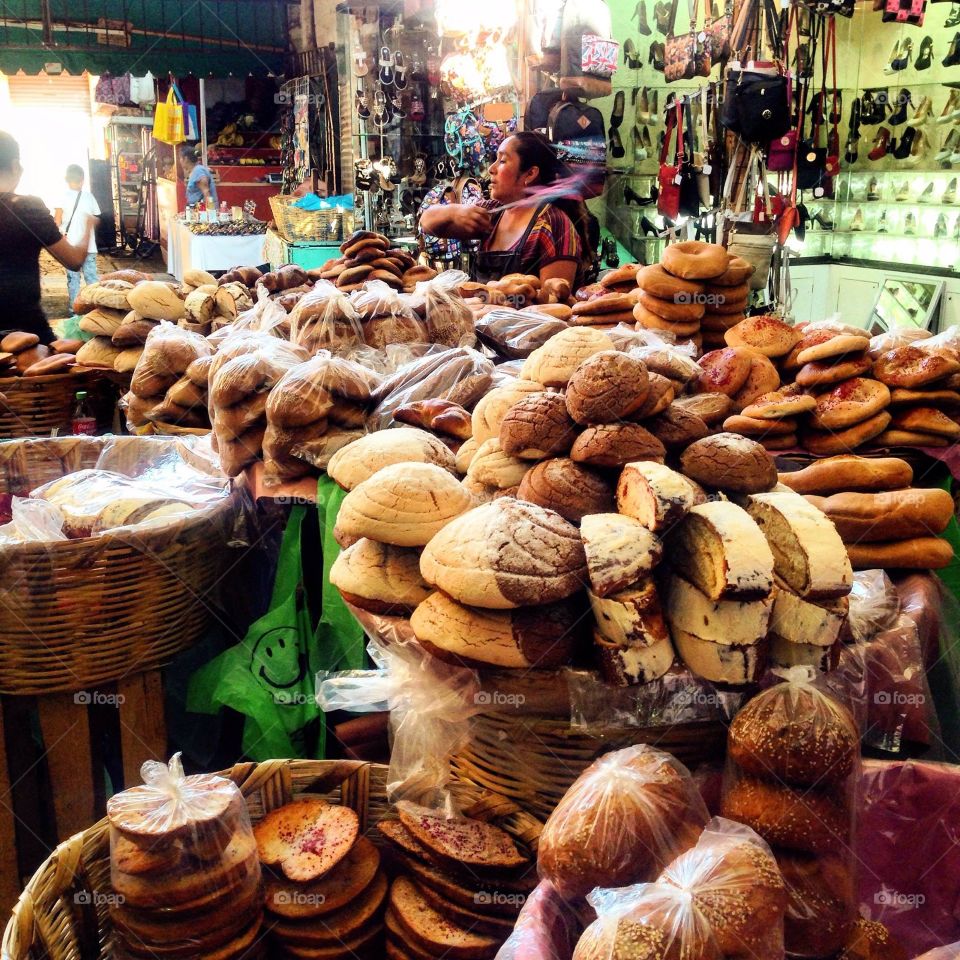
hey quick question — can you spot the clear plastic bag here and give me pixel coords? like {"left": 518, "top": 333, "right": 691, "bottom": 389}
{"left": 350, "top": 280, "right": 428, "bottom": 349}
{"left": 847, "top": 569, "right": 901, "bottom": 643}
{"left": 868, "top": 328, "right": 932, "bottom": 359}
{"left": 494, "top": 880, "right": 581, "bottom": 960}
{"left": 537, "top": 743, "right": 709, "bottom": 901}
{"left": 475, "top": 308, "right": 570, "bottom": 359}
{"left": 656, "top": 816, "right": 787, "bottom": 959}
{"left": 721, "top": 669, "right": 860, "bottom": 958}
{"left": 368, "top": 346, "right": 495, "bottom": 430}
{"left": 628, "top": 342, "right": 702, "bottom": 383}
{"left": 129, "top": 321, "right": 213, "bottom": 402}
{"left": 912, "top": 945, "right": 960, "bottom": 960}
{"left": 915, "top": 324, "right": 960, "bottom": 357}
{"left": 317, "top": 629, "right": 480, "bottom": 808}
{"left": 288, "top": 282, "right": 365, "bottom": 356}
{"left": 0, "top": 497, "right": 66, "bottom": 543}
{"left": 859, "top": 759, "right": 960, "bottom": 955}
{"left": 107, "top": 753, "right": 261, "bottom": 958}
{"left": 408, "top": 269, "right": 477, "bottom": 348}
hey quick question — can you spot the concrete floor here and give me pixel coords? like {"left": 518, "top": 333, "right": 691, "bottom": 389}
{"left": 41, "top": 248, "right": 168, "bottom": 320}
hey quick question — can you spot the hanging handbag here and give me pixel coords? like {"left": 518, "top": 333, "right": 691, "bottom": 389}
{"left": 882, "top": 0, "right": 926, "bottom": 25}
{"left": 657, "top": 101, "right": 684, "bottom": 219}
{"left": 706, "top": 0, "right": 733, "bottom": 60}
{"left": 152, "top": 87, "right": 185, "bottom": 145}
{"left": 581, "top": 34, "right": 620, "bottom": 77}
{"left": 724, "top": 145, "right": 776, "bottom": 291}
{"left": 679, "top": 99, "right": 702, "bottom": 217}
{"left": 766, "top": 2, "right": 799, "bottom": 170}
{"left": 664, "top": 0, "right": 712, "bottom": 82}
{"left": 822, "top": 20, "right": 841, "bottom": 181}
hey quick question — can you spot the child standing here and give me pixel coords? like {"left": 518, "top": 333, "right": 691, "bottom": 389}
{"left": 54, "top": 164, "right": 100, "bottom": 307}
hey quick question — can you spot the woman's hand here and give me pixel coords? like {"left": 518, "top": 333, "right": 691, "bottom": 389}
{"left": 419, "top": 203, "right": 493, "bottom": 241}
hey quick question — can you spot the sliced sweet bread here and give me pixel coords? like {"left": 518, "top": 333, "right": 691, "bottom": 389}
{"left": 593, "top": 631, "right": 676, "bottom": 686}
{"left": 588, "top": 579, "right": 669, "bottom": 648}
{"left": 385, "top": 909, "right": 434, "bottom": 960}
{"left": 580, "top": 513, "right": 662, "bottom": 597}
{"left": 663, "top": 573, "right": 774, "bottom": 646}
{"left": 396, "top": 808, "right": 527, "bottom": 875}
{"left": 746, "top": 490, "right": 852, "bottom": 600}
{"left": 668, "top": 501, "right": 774, "bottom": 600}
{"left": 616, "top": 461, "right": 706, "bottom": 533}
{"left": 769, "top": 582, "right": 848, "bottom": 649}
{"left": 673, "top": 628, "right": 768, "bottom": 685}
{"left": 388, "top": 877, "right": 499, "bottom": 960}
{"left": 282, "top": 920, "right": 383, "bottom": 959}
{"left": 412, "top": 880, "right": 516, "bottom": 937}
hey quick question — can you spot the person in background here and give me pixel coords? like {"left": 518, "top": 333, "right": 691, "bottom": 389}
{"left": 54, "top": 164, "right": 100, "bottom": 307}
{"left": 179, "top": 145, "right": 218, "bottom": 210}
{"left": 0, "top": 132, "right": 94, "bottom": 344}
{"left": 418, "top": 131, "right": 594, "bottom": 288}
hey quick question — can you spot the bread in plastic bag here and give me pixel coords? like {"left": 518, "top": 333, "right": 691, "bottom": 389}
{"left": 912, "top": 945, "right": 960, "bottom": 960}
{"left": 129, "top": 321, "right": 212, "bottom": 401}
{"left": 847, "top": 569, "right": 901, "bottom": 643}
{"left": 350, "top": 280, "right": 428, "bottom": 349}
{"left": 369, "top": 346, "right": 495, "bottom": 430}
{"left": 289, "top": 281, "right": 366, "bottom": 356}
{"left": 537, "top": 744, "right": 709, "bottom": 901}
{"left": 868, "top": 328, "right": 933, "bottom": 360}
{"left": 407, "top": 270, "right": 476, "bottom": 348}
{"left": 107, "top": 753, "right": 261, "bottom": 959}
{"left": 494, "top": 880, "right": 582, "bottom": 960}
{"left": 475, "top": 309, "right": 570, "bottom": 360}
{"left": 655, "top": 816, "right": 787, "bottom": 959}
{"left": 0, "top": 496, "right": 66, "bottom": 543}
{"left": 721, "top": 668, "right": 860, "bottom": 957}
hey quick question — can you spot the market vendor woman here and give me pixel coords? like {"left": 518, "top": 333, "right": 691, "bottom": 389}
{"left": 419, "top": 132, "right": 592, "bottom": 288}
{"left": 179, "top": 145, "right": 219, "bottom": 210}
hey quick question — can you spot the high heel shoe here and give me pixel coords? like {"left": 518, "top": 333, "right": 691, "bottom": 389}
{"left": 909, "top": 130, "right": 930, "bottom": 164}
{"left": 845, "top": 133, "right": 859, "bottom": 165}
{"left": 868, "top": 127, "right": 892, "bottom": 161}
{"left": 811, "top": 208, "right": 834, "bottom": 230}
{"left": 649, "top": 42, "right": 665, "bottom": 72}
{"left": 807, "top": 91, "right": 826, "bottom": 126}
{"left": 888, "top": 90, "right": 912, "bottom": 127}
{"left": 649, "top": 90, "right": 659, "bottom": 123}
{"left": 937, "top": 89, "right": 960, "bottom": 124}
{"left": 904, "top": 212, "right": 916, "bottom": 235}
{"left": 908, "top": 96, "right": 933, "bottom": 126}
{"left": 850, "top": 208, "right": 865, "bottom": 231}
{"left": 887, "top": 38, "right": 913, "bottom": 73}
{"left": 948, "top": 3, "right": 960, "bottom": 29}
{"left": 935, "top": 212, "right": 948, "bottom": 237}
{"left": 915, "top": 36, "right": 934, "bottom": 71}
{"left": 636, "top": 86, "right": 651, "bottom": 124}
{"left": 640, "top": 214, "right": 660, "bottom": 235}
{"left": 936, "top": 127, "right": 960, "bottom": 160}
{"left": 878, "top": 210, "right": 889, "bottom": 233}
{"left": 945, "top": 177, "right": 957, "bottom": 203}
{"left": 944, "top": 33, "right": 960, "bottom": 67}
{"left": 625, "top": 185, "right": 654, "bottom": 206}
{"left": 953, "top": 214, "right": 960, "bottom": 239}
{"left": 601, "top": 236, "right": 620, "bottom": 267}
{"left": 611, "top": 90, "right": 625, "bottom": 129}
{"left": 883, "top": 40, "right": 901, "bottom": 75}
{"left": 633, "top": 125, "right": 648, "bottom": 162}
{"left": 919, "top": 182, "right": 935, "bottom": 202}
{"left": 895, "top": 180, "right": 911, "bottom": 201}
{"left": 829, "top": 91, "right": 843, "bottom": 125}
{"left": 794, "top": 44, "right": 813, "bottom": 79}
{"left": 867, "top": 177, "right": 880, "bottom": 201}
{"left": 893, "top": 127, "right": 916, "bottom": 159}
{"left": 635, "top": 0, "right": 652, "bottom": 35}
{"left": 609, "top": 127, "right": 625, "bottom": 159}
{"left": 643, "top": 126, "right": 653, "bottom": 152}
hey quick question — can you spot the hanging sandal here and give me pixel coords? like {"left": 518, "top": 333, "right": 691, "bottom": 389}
{"left": 868, "top": 126, "right": 892, "bottom": 161}
{"left": 354, "top": 47, "right": 370, "bottom": 77}
{"left": 409, "top": 91, "right": 425, "bottom": 122}
{"left": 915, "top": 36, "right": 934, "bottom": 70}
{"left": 390, "top": 93, "right": 406, "bottom": 119}
{"left": 378, "top": 46, "right": 395, "bottom": 85}
{"left": 356, "top": 89, "right": 372, "bottom": 120}
{"left": 372, "top": 88, "right": 388, "bottom": 128}
{"left": 888, "top": 90, "right": 912, "bottom": 126}
{"left": 393, "top": 51, "right": 408, "bottom": 90}
{"left": 907, "top": 96, "right": 932, "bottom": 126}
{"left": 908, "top": 130, "right": 929, "bottom": 164}
{"left": 944, "top": 33, "right": 960, "bottom": 67}
{"left": 355, "top": 159, "right": 374, "bottom": 190}
{"left": 410, "top": 156, "right": 427, "bottom": 185}
{"left": 637, "top": 0, "right": 652, "bottom": 34}
{"left": 609, "top": 127, "right": 625, "bottom": 159}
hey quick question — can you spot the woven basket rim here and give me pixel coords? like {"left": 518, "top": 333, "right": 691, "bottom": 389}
{"left": 0, "top": 370, "right": 94, "bottom": 387}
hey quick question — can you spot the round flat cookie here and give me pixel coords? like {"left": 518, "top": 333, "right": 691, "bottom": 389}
{"left": 282, "top": 922, "right": 383, "bottom": 959}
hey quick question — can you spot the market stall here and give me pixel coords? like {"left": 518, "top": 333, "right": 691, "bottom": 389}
{"left": 164, "top": 216, "right": 269, "bottom": 280}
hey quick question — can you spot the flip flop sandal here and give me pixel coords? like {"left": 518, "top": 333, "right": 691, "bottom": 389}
{"left": 410, "top": 156, "right": 427, "bottom": 185}
{"left": 393, "top": 51, "right": 408, "bottom": 90}
{"left": 355, "top": 159, "right": 374, "bottom": 190}
{"left": 356, "top": 89, "right": 371, "bottom": 120}
{"left": 390, "top": 94, "right": 406, "bottom": 119}
{"left": 373, "top": 88, "right": 388, "bottom": 128}
{"left": 378, "top": 46, "right": 395, "bottom": 86}
{"left": 354, "top": 47, "right": 369, "bottom": 77}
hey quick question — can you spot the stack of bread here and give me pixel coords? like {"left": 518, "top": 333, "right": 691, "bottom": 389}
{"left": 780, "top": 455, "right": 956, "bottom": 572}
{"left": 461, "top": 272, "right": 573, "bottom": 314}
{"left": 262, "top": 353, "right": 380, "bottom": 483}
{"left": 569, "top": 290, "right": 638, "bottom": 330}
{"left": 706, "top": 319, "right": 960, "bottom": 454}
{"left": 379, "top": 805, "right": 535, "bottom": 959}
{"left": 721, "top": 680, "right": 860, "bottom": 958}
{"left": 313, "top": 230, "right": 422, "bottom": 293}
{"left": 107, "top": 758, "right": 264, "bottom": 960}
{"left": 573, "top": 816, "right": 788, "bottom": 959}
{"left": 634, "top": 242, "right": 755, "bottom": 352}
{"left": 255, "top": 799, "right": 387, "bottom": 958}
{"left": 0, "top": 331, "right": 79, "bottom": 377}
{"left": 329, "top": 432, "right": 471, "bottom": 618}
{"left": 124, "top": 323, "right": 214, "bottom": 433}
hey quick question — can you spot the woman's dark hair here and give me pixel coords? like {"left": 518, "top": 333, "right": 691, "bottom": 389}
{"left": 509, "top": 131, "right": 596, "bottom": 270}
{"left": 179, "top": 145, "right": 199, "bottom": 164}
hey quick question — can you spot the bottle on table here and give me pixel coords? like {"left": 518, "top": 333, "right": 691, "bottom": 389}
{"left": 71, "top": 391, "right": 96, "bottom": 436}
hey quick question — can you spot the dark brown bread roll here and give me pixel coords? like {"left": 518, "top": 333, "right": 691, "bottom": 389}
{"left": 500, "top": 392, "right": 577, "bottom": 460}
{"left": 517, "top": 457, "right": 613, "bottom": 524}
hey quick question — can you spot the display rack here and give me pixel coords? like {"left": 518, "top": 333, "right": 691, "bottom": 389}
{"left": 106, "top": 115, "right": 157, "bottom": 256}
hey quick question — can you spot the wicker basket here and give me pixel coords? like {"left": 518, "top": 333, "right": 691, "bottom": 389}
{"left": 451, "top": 712, "right": 727, "bottom": 820}
{"left": 1, "top": 759, "right": 543, "bottom": 960}
{"left": 0, "top": 372, "right": 95, "bottom": 439}
{"left": 0, "top": 436, "right": 240, "bottom": 695}
{"left": 269, "top": 195, "right": 356, "bottom": 243}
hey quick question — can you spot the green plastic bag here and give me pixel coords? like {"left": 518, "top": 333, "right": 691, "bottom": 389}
{"left": 187, "top": 477, "right": 365, "bottom": 760}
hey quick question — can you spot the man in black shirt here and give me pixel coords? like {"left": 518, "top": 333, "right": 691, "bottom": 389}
{"left": 0, "top": 132, "right": 95, "bottom": 344}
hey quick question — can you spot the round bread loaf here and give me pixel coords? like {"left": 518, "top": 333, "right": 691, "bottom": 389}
{"left": 520, "top": 327, "right": 616, "bottom": 386}
{"left": 720, "top": 775, "right": 849, "bottom": 854}
{"left": 695, "top": 347, "right": 754, "bottom": 397}
{"left": 467, "top": 438, "right": 533, "bottom": 489}
{"left": 778, "top": 852, "right": 855, "bottom": 958}
{"left": 874, "top": 346, "right": 960, "bottom": 388}
{"left": 419, "top": 497, "right": 587, "bottom": 608}
{"left": 724, "top": 314, "right": 800, "bottom": 358}
{"left": 336, "top": 462, "right": 471, "bottom": 546}
{"left": 644, "top": 404, "right": 709, "bottom": 449}
{"left": 723, "top": 413, "right": 797, "bottom": 437}
{"left": 633, "top": 301, "right": 701, "bottom": 336}
{"left": 127, "top": 281, "right": 186, "bottom": 321}
{"left": 890, "top": 406, "right": 960, "bottom": 438}
{"left": 410, "top": 591, "right": 583, "bottom": 669}
{"left": 499, "top": 392, "right": 577, "bottom": 459}
{"left": 635, "top": 263, "right": 702, "bottom": 299}
{"left": 565, "top": 351, "right": 650, "bottom": 424}
{"left": 836, "top": 918, "right": 906, "bottom": 960}
{"left": 571, "top": 292, "right": 637, "bottom": 316}
{"left": 672, "top": 392, "right": 734, "bottom": 425}
{"left": 634, "top": 373, "right": 675, "bottom": 418}
{"left": 680, "top": 433, "right": 777, "bottom": 493}
{"left": 636, "top": 290, "right": 705, "bottom": 322}
{"left": 810, "top": 378, "right": 891, "bottom": 430}
{"left": 797, "top": 333, "right": 871, "bottom": 365}
{"left": 729, "top": 685, "right": 858, "bottom": 787}
{"left": 796, "top": 354, "right": 872, "bottom": 388}
{"left": 538, "top": 745, "right": 702, "bottom": 901}
{"left": 471, "top": 380, "right": 545, "bottom": 444}
{"left": 731, "top": 354, "right": 781, "bottom": 411}
{"left": 802, "top": 410, "right": 892, "bottom": 455}
{"left": 330, "top": 538, "right": 432, "bottom": 615}
{"left": 712, "top": 255, "right": 755, "bottom": 287}
{"left": 517, "top": 457, "right": 613, "bottom": 523}
{"left": 662, "top": 241, "right": 728, "bottom": 280}
{"left": 327, "top": 427, "right": 456, "bottom": 490}
{"left": 570, "top": 422, "right": 665, "bottom": 468}
{"left": 740, "top": 386, "right": 816, "bottom": 419}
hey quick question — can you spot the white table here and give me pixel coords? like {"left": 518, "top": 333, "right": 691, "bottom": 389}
{"left": 165, "top": 218, "right": 269, "bottom": 280}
